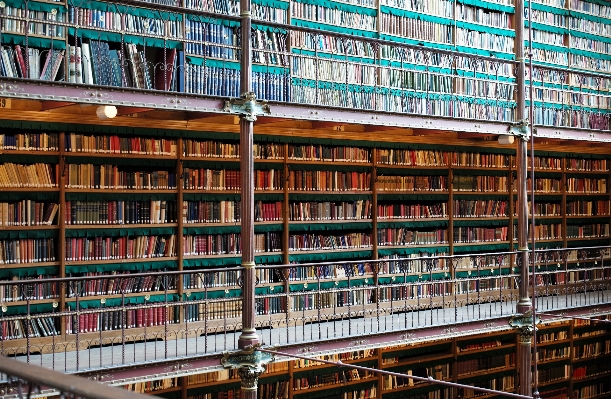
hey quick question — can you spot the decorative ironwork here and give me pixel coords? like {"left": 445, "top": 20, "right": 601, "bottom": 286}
{"left": 224, "top": 92, "right": 271, "bottom": 122}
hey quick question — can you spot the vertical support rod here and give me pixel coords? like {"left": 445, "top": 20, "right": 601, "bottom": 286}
{"left": 515, "top": 0, "right": 533, "bottom": 396}
{"left": 238, "top": 0, "right": 261, "bottom": 397}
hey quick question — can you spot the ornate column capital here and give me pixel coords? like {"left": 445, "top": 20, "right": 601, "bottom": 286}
{"left": 509, "top": 310, "right": 541, "bottom": 344}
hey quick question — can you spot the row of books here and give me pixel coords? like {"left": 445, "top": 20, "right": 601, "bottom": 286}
{"left": 566, "top": 178, "right": 607, "bottom": 193}
{"left": 380, "top": 14, "right": 453, "bottom": 44}
{"left": 457, "top": 4, "right": 511, "bottom": 28}
{"left": 0, "top": 277, "right": 59, "bottom": 301}
{"left": 383, "top": 364, "right": 450, "bottom": 390}
{"left": 184, "top": 200, "right": 242, "bottom": 223}
{"left": 291, "top": 84, "right": 516, "bottom": 123}
{"left": 539, "top": 364, "right": 570, "bottom": 384}
{"left": 1, "top": 8, "right": 66, "bottom": 38}
{"left": 184, "top": 0, "right": 239, "bottom": 15}
{"left": 568, "top": 200, "right": 610, "bottom": 216}
{"left": 182, "top": 232, "right": 281, "bottom": 255}
{"left": 183, "top": 168, "right": 283, "bottom": 190}
{"left": 295, "top": 350, "right": 375, "bottom": 370}
{"left": 184, "top": 65, "right": 289, "bottom": 102}
{"left": 527, "top": 156, "right": 562, "bottom": 170}
{"left": 569, "top": 35, "right": 611, "bottom": 54}
{"left": 463, "top": 375, "right": 515, "bottom": 395}
{"left": 184, "top": 300, "right": 242, "bottom": 321}
{"left": 527, "top": 9, "right": 566, "bottom": 27}
{"left": 575, "top": 383, "right": 611, "bottom": 399}
{"left": 293, "top": 369, "right": 375, "bottom": 390}
{"left": 566, "top": 223, "right": 610, "bottom": 238}
{"left": 0, "top": 163, "right": 57, "bottom": 188}
{"left": 378, "top": 203, "right": 447, "bottom": 219}
{"left": 0, "top": 132, "right": 59, "bottom": 151}
{"left": 253, "top": 30, "right": 288, "bottom": 67}
{"left": 381, "top": 0, "right": 453, "bottom": 17}
{"left": 536, "top": 346, "right": 570, "bottom": 362}
{"left": 65, "top": 235, "right": 177, "bottom": 261}
{"left": 68, "top": 7, "right": 182, "bottom": 39}
{"left": 255, "top": 296, "right": 283, "bottom": 315}
{"left": 460, "top": 339, "right": 504, "bottom": 352}
{"left": 453, "top": 152, "right": 510, "bottom": 168}
{"left": 378, "top": 228, "right": 448, "bottom": 246}
{"left": 185, "top": 141, "right": 284, "bottom": 160}
{"left": 66, "top": 200, "right": 177, "bottom": 225}
{"left": 567, "top": 158, "right": 608, "bottom": 172}
{"left": 453, "top": 226, "right": 509, "bottom": 243}
{"left": 380, "top": 69, "right": 453, "bottom": 94}
{"left": 538, "top": 329, "right": 569, "bottom": 343}
{"left": 571, "top": 0, "right": 611, "bottom": 18}
{"left": 376, "top": 149, "right": 448, "bottom": 166}
{"left": 532, "top": 202, "right": 562, "bottom": 217}
{"left": 456, "top": 353, "right": 515, "bottom": 375}
{"left": 292, "top": 57, "right": 377, "bottom": 86}
{"left": 378, "top": 282, "right": 450, "bottom": 301}
{"left": 455, "top": 79, "right": 514, "bottom": 101}
{"left": 289, "top": 200, "right": 372, "bottom": 221}
{"left": 287, "top": 170, "right": 371, "bottom": 191}
{"left": 292, "top": 3, "right": 377, "bottom": 32}
{"left": 291, "top": 31, "right": 375, "bottom": 58}
{"left": 65, "top": 164, "right": 176, "bottom": 189}
{"left": 187, "top": 368, "right": 238, "bottom": 384}
{"left": 0, "top": 318, "right": 58, "bottom": 340}
{"left": 0, "top": 45, "right": 64, "bottom": 80}
{"left": 525, "top": 223, "right": 563, "bottom": 240}
{"left": 453, "top": 175, "right": 509, "bottom": 192}
{"left": 532, "top": 107, "right": 610, "bottom": 130}
{"left": 377, "top": 175, "right": 447, "bottom": 192}
{"left": 573, "top": 341, "right": 611, "bottom": 359}
{"left": 0, "top": 238, "right": 56, "bottom": 264}
{"left": 456, "top": 278, "right": 513, "bottom": 293}
{"left": 123, "top": 378, "right": 177, "bottom": 393}
{"left": 65, "top": 134, "right": 178, "bottom": 156}
{"left": 569, "top": 17, "right": 611, "bottom": 38}
{"left": 288, "top": 145, "right": 370, "bottom": 163}
{"left": 529, "top": 29, "right": 565, "bottom": 47}
{"left": 456, "top": 28, "right": 514, "bottom": 53}
{"left": 65, "top": 306, "right": 178, "bottom": 333}
{"left": 288, "top": 233, "right": 372, "bottom": 251}
{"left": 183, "top": 270, "right": 241, "bottom": 288}
{"left": 291, "top": 291, "right": 371, "bottom": 310}
{"left": 287, "top": 263, "right": 373, "bottom": 281}
{"left": 184, "top": 20, "right": 237, "bottom": 60}
{"left": 0, "top": 201, "right": 59, "bottom": 226}
{"left": 453, "top": 200, "right": 508, "bottom": 218}
{"left": 67, "top": 273, "right": 175, "bottom": 296}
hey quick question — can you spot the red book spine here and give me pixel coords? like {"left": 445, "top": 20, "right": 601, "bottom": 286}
{"left": 137, "top": 308, "right": 144, "bottom": 327}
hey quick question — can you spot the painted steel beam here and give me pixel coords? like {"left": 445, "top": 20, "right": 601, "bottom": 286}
{"left": 2, "top": 79, "right": 611, "bottom": 142}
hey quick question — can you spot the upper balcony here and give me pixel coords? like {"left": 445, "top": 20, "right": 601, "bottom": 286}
{"left": 0, "top": 0, "right": 610, "bottom": 142}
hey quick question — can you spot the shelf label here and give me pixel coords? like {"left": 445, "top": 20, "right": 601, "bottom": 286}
{"left": 0, "top": 98, "right": 11, "bottom": 109}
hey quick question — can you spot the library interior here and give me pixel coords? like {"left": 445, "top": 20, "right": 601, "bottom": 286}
{"left": 0, "top": 0, "right": 610, "bottom": 398}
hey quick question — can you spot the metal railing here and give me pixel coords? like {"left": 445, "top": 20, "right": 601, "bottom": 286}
{"left": 0, "top": 356, "right": 148, "bottom": 399}
{"left": 0, "top": 246, "right": 609, "bottom": 373}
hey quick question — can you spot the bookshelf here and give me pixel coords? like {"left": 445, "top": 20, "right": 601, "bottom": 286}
{"left": 0, "top": 121, "right": 608, "bottom": 350}
{"left": 2, "top": 0, "right": 610, "bottom": 128}
{"left": 118, "top": 317, "right": 610, "bottom": 399}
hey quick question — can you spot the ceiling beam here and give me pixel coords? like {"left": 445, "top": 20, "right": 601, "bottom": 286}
{"left": 115, "top": 107, "right": 155, "bottom": 117}
{"left": 187, "top": 112, "right": 240, "bottom": 124}
{"left": 311, "top": 121, "right": 346, "bottom": 130}
{"left": 39, "top": 101, "right": 76, "bottom": 111}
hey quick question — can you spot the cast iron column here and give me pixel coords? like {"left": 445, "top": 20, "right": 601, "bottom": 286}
{"left": 513, "top": 0, "right": 533, "bottom": 395}
{"left": 238, "top": 0, "right": 261, "bottom": 397}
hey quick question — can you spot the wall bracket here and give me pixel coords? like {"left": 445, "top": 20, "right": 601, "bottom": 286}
{"left": 223, "top": 92, "right": 271, "bottom": 122}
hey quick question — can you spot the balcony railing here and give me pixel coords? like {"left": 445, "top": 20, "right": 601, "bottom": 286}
{"left": 0, "top": 246, "right": 609, "bottom": 373}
